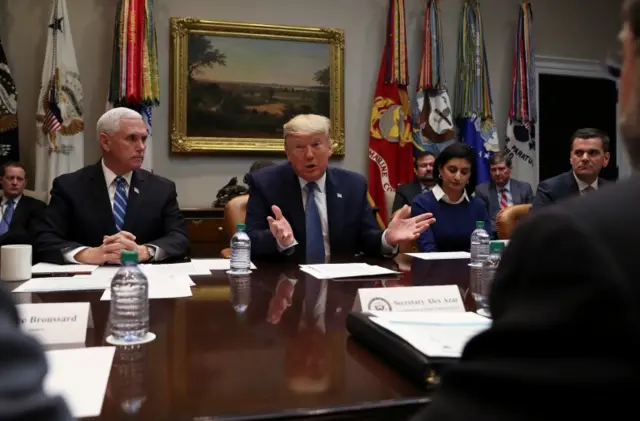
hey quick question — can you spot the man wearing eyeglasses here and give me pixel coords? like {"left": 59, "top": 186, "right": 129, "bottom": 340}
{"left": 245, "top": 114, "right": 435, "bottom": 262}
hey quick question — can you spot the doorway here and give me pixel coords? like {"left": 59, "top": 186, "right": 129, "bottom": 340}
{"left": 535, "top": 56, "right": 623, "bottom": 186}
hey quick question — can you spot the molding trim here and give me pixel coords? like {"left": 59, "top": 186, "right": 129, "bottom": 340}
{"left": 535, "top": 55, "right": 614, "bottom": 80}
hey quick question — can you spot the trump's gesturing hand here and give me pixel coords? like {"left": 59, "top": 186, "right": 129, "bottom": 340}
{"left": 266, "top": 205, "right": 296, "bottom": 247}
{"left": 384, "top": 205, "right": 436, "bottom": 246}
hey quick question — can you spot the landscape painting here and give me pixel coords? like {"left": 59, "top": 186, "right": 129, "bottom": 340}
{"left": 170, "top": 19, "right": 345, "bottom": 155}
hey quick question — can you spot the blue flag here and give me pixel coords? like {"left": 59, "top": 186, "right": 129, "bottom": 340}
{"left": 458, "top": 117, "right": 491, "bottom": 184}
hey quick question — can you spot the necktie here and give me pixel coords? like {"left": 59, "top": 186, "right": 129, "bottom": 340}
{"left": 500, "top": 188, "right": 509, "bottom": 209}
{"left": 113, "top": 177, "right": 128, "bottom": 231}
{"left": 305, "top": 182, "right": 325, "bottom": 263}
{"left": 0, "top": 199, "right": 14, "bottom": 235}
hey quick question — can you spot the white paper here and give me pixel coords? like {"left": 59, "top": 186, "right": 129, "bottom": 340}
{"left": 13, "top": 276, "right": 112, "bottom": 293}
{"left": 17, "top": 302, "right": 90, "bottom": 346}
{"left": 404, "top": 251, "right": 471, "bottom": 260}
{"left": 299, "top": 263, "right": 400, "bottom": 279}
{"left": 370, "top": 311, "right": 491, "bottom": 358}
{"left": 32, "top": 263, "right": 98, "bottom": 274}
{"left": 84, "top": 264, "right": 197, "bottom": 286}
{"left": 100, "top": 274, "right": 193, "bottom": 300}
{"left": 191, "top": 258, "right": 257, "bottom": 271}
{"left": 44, "top": 347, "right": 116, "bottom": 418}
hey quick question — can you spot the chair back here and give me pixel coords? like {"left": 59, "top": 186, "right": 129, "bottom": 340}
{"left": 496, "top": 204, "right": 532, "bottom": 239}
{"left": 223, "top": 194, "right": 249, "bottom": 240}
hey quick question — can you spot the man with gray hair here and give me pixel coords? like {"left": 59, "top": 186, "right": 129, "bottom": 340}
{"left": 33, "top": 107, "right": 188, "bottom": 264}
{"left": 245, "top": 114, "right": 435, "bottom": 261}
{"left": 410, "top": 1, "right": 640, "bottom": 418}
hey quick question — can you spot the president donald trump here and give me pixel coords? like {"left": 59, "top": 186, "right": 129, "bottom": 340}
{"left": 245, "top": 114, "right": 435, "bottom": 262}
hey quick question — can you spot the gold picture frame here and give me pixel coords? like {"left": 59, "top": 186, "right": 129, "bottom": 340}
{"left": 169, "top": 18, "right": 345, "bottom": 155}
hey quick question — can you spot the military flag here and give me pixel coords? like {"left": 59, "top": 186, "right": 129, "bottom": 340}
{"left": 368, "top": 0, "right": 414, "bottom": 226}
{"left": 0, "top": 38, "right": 19, "bottom": 164}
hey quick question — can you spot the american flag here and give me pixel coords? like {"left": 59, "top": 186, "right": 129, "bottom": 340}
{"left": 42, "top": 81, "right": 62, "bottom": 134}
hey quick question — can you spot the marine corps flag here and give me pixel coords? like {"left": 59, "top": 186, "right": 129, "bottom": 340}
{"left": 35, "top": 0, "right": 85, "bottom": 194}
{"left": 0, "top": 38, "right": 19, "bottom": 164}
{"left": 368, "top": 0, "right": 414, "bottom": 227}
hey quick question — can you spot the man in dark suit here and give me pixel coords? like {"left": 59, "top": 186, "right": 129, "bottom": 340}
{"left": 0, "top": 162, "right": 46, "bottom": 246}
{"left": 475, "top": 153, "right": 534, "bottom": 235}
{"left": 33, "top": 107, "right": 189, "bottom": 265}
{"left": 391, "top": 150, "right": 436, "bottom": 214}
{"left": 0, "top": 284, "right": 73, "bottom": 420}
{"left": 410, "top": 2, "right": 640, "bottom": 418}
{"left": 532, "top": 127, "right": 610, "bottom": 209}
{"left": 245, "top": 114, "right": 434, "bottom": 262}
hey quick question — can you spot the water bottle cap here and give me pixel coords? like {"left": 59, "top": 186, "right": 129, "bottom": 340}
{"left": 490, "top": 241, "right": 505, "bottom": 253}
{"left": 476, "top": 221, "right": 484, "bottom": 228}
{"left": 236, "top": 223, "right": 246, "bottom": 231}
{"left": 120, "top": 250, "right": 139, "bottom": 264}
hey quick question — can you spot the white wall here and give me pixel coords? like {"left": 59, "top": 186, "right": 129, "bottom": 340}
{"left": 0, "top": 0, "right": 623, "bottom": 207}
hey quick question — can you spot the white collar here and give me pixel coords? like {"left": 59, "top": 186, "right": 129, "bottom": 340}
{"left": 573, "top": 172, "right": 598, "bottom": 191}
{"left": 298, "top": 172, "right": 327, "bottom": 193}
{"left": 1, "top": 194, "right": 21, "bottom": 206}
{"left": 432, "top": 184, "right": 469, "bottom": 204}
{"left": 102, "top": 159, "right": 133, "bottom": 188}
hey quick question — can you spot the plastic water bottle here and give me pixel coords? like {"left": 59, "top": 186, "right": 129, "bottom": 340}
{"left": 474, "top": 241, "right": 505, "bottom": 317}
{"left": 109, "top": 250, "right": 149, "bottom": 342}
{"left": 230, "top": 223, "right": 251, "bottom": 273}
{"left": 470, "top": 221, "right": 490, "bottom": 263}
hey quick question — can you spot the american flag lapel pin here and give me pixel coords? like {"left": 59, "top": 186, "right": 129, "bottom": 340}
{"left": 337, "top": 193, "right": 342, "bottom": 198}
{"left": 134, "top": 187, "right": 140, "bottom": 194}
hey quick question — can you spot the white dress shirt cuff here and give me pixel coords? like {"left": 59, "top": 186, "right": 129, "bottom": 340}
{"left": 381, "top": 230, "right": 399, "bottom": 256}
{"left": 276, "top": 238, "right": 298, "bottom": 254}
{"left": 64, "top": 246, "right": 89, "bottom": 264}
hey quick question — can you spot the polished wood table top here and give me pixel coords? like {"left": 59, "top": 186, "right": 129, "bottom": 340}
{"left": 33, "top": 255, "right": 473, "bottom": 420}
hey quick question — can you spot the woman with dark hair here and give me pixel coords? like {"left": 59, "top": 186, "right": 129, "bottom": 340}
{"left": 411, "top": 142, "right": 491, "bottom": 252}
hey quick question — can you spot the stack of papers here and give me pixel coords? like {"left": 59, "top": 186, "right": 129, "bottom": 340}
{"left": 32, "top": 263, "right": 98, "bottom": 275}
{"left": 300, "top": 263, "right": 400, "bottom": 280}
{"left": 100, "top": 274, "right": 193, "bottom": 300}
{"left": 369, "top": 311, "right": 491, "bottom": 358}
{"left": 404, "top": 251, "right": 470, "bottom": 260}
{"left": 44, "top": 347, "right": 115, "bottom": 418}
{"left": 13, "top": 276, "right": 112, "bottom": 293}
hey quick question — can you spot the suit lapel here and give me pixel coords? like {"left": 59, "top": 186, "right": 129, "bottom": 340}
{"left": 8, "top": 197, "right": 25, "bottom": 229}
{"left": 89, "top": 163, "right": 117, "bottom": 236}
{"left": 510, "top": 180, "right": 521, "bottom": 204}
{"left": 123, "top": 170, "right": 144, "bottom": 232}
{"left": 488, "top": 183, "right": 499, "bottom": 213}
{"left": 325, "top": 170, "right": 343, "bottom": 250}
{"left": 284, "top": 165, "right": 306, "bottom": 247}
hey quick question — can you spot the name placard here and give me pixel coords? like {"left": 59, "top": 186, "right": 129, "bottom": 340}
{"left": 17, "top": 302, "right": 91, "bottom": 346}
{"left": 354, "top": 285, "right": 465, "bottom": 312}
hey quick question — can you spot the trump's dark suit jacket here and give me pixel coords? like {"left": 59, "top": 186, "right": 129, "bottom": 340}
{"left": 475, "top": 178, "right": 534, "bottom": 233}
{"left": 33, "top": 162, "right": 189, "bottom": 264}
{"left": 532, "top": 170, "right": 609, "bottom": 209}
{"left": 0, "top": 284, "right": 73, "bottom": 420}
{"left": 411, "top": 175, "right": 640, "bottom": 420}
{"left": 0, "top": 195, "right": 46, "bottom": 246}
{"left": 245, "top": 163, "right": 384, "bottom": 261}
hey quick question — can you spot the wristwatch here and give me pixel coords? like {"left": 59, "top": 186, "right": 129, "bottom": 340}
{"left": 145, "top": 245, "right": 156, "bottom": 261}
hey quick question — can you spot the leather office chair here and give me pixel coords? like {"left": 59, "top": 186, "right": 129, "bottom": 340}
{"left": 495, "top": 204, "right": 532, "bottom": 239}
{"left": 220, "top": 194, "right": 249, "bottom": 258}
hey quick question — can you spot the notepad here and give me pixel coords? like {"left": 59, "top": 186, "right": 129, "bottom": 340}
{"left": 300, "top": 263, "right": 400, "bottom": 279}
{"left": 369, "top": 311, "right": 491, "bottom": 358}
{"left": 32, "top": 263, "right": 98, "bottom": 274}
{"left": 404, "top": 251, "right": 471, "bottom": 260}
{"left": 13, "top": 276, "right": 112, "bottom": 293}
{"left": 44, "top": 347, "right": 115, "bottom": 418}
{"left": 100, "top": 274, "right": 193, "bottom": 300}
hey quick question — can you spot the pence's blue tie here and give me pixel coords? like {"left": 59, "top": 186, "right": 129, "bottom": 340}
{"left": 305, "top": 182, "right": 325, "bottom": 263}
{"left": 113, "top": 176, "right": 128, "bottom": 231}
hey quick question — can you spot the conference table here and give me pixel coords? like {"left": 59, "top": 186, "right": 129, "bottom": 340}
{"left": 27, "top": 254, "right": 474, "bottom": 420}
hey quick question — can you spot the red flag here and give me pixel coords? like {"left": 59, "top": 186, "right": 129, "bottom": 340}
{"left": 368, "top": 0, "right": 414, "bottom": 227}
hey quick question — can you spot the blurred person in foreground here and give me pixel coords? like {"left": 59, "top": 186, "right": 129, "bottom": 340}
{"left": 410, "top": 2, "right": 640, "bottom": 419}
{"left": 245, "top": 114, "right": 435, "bottom": 262}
